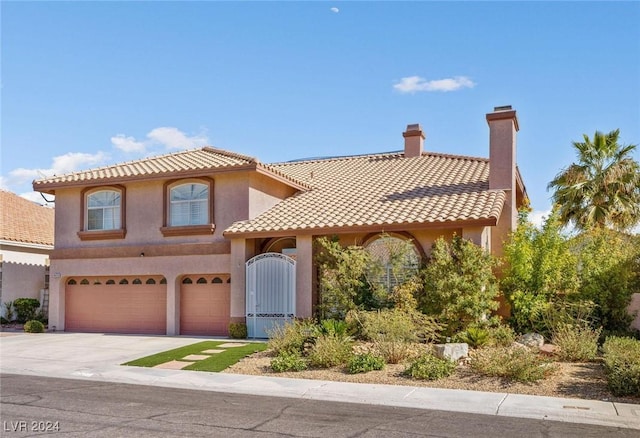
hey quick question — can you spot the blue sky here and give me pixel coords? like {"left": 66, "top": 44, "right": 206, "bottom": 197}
{"left": 2, "top": 1, "right": 639, "bottom": 227}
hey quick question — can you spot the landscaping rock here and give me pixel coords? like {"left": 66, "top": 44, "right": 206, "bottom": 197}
{"left": 516, "top": 333, "right": 544, "bottom": 348}
{"left": 539, "top": 344, "right": 558, "bottom": 357}
{"left": 434, "top": 343, "right": 468, "bottom": 361}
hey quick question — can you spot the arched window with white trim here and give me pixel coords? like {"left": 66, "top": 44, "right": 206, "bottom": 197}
{"left": 169, "top": 182, "right": 208, "bottom": 226}
{"left": 87, "top": 190, "right": 121, "bottom": 231}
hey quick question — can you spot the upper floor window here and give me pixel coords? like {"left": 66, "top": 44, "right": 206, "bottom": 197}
{"left": 78, "top": 186, "right": 126, "bottom": 240}
{"left": 160, "top": 178, "right": 215, "bottom": 237}
{"left": 170, "top": 183, "right": 208, "bottom": 226}
{"left": 87, "top": 190, "right": 121, "bottom": 230}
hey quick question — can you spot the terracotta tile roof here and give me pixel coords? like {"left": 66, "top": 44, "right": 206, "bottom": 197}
{"left": 0, "top": 190, "right": 54, "bottom": 247}
{"left": 33, "top": 147, "right": 309, "bottom": 192}
{"left": 225, "top": 152, "right": 506, "bottom": 236}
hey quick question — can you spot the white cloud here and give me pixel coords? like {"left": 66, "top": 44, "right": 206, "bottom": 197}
{"left": 146, "top": 127, "right": 209, "bottom": 150}
{"left": 330, "top": 7, "right": 339, "bottom": 13}
{"left": 111, "top": 134, "right": 146, "bottom": 153}
{"left": 3, "top": 151, "right": 109, "bottom": 187}
{"left": 529, "top": 208, "right": 552, "bottom": 229}
{"left": 19, "top": 191, "right": 55, "bottom": 206}
{"left": 393, "top": 75, "right": 476, "bottom": 93}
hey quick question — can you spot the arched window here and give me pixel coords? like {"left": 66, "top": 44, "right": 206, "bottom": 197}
{"left": 80, "top": 279, "right": 90, "bottom": 285}
{"left": 67, "top": 279, "right": 77, "bottom": 285}
{"left": 132, "top": 278, "right": 142, "bottom": 284}
{"left": 197, "top": 277, "right": 207, "bottom": 284}
{"left": 106, "top": 279, "right": 116, "bottom": 285}
{"left": 212, "top": 277, "right": 223, "bottom": 284}
{"left": 169, "top": 183, "right": 208, "bottom": 226}
{"left": 86, "top": 190, "right": 121, "bottom": 231}
{"left": 365, "top": 234, "right": 421, "bottom": 294}
{"left": 119, "top": 279, "right": 129, "bottom": 285}
{"left": 160, "top": 277, "right": 167, "bottom": 284}
{"left": 146, "top": 278, "right": 156, "bottom": 285}
{"left": 182, "top": 277, "right": 193, "bottom": 284}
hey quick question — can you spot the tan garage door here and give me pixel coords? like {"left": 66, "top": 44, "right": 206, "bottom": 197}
{"left": 65, "top": 276, "right": 166, "bottom": 334}
{"left": 180, "top": 275, "right": 230, "bottom": 336}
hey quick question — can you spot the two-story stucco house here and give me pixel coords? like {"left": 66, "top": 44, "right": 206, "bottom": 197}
{"left": 33, "top": 106, "right": 527, "bottom": 337}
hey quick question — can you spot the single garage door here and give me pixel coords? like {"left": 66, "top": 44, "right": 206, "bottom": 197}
{"left": 180, "top": 275, "right": 230, "bottom": 336}
{"left": 65, "top": 276, "right": 166, "bottom": 334}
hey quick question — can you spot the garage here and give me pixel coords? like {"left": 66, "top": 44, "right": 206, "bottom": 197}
{"left": 180, "top": 275, "right": 230, "bottom": 336}
{"left": 65, "top": 276, "right": 166, "bottom": 334}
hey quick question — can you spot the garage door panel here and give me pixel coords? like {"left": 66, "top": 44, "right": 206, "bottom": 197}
{"left": 181, "top": 283, "right": 230, "bottom": 336}
{"left": 66, "top": 283, "right": 166, "bottom": 334}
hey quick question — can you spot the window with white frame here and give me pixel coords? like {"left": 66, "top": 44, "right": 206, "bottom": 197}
{"left": 169, "top": 183, "right": 208, "bottom": 226}
{"left": 87, "top": 190, "right": 121, "bottom": 230}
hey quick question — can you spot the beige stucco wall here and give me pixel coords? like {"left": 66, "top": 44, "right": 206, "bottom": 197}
{"left": 628, "top": 293, "right": 640, "bottom": 332}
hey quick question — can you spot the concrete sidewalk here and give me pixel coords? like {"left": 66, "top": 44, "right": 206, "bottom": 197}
{"left": 1, "top": 332, "right": 638, "bottom": 430}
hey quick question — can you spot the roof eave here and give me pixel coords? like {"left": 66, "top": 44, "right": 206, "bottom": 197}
{"left": 223, "top": 217, "right": 499, "bottom": 239}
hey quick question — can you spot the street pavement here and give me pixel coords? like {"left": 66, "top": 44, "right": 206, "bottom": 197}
{"left": 0, "top": 332, "right": 638, "bottom": 430}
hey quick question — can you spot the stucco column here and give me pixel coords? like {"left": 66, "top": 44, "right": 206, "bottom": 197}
{"left": 295, "top": 235, "right": 313, "bottom": 318}
{"left": 49, "top": 271, "right": 64, "bottom": 331}
{"left": 166, "top": 274, "right": 180, "bottom": 335}
{"left": 462, "top": 226, "right": 491, "bottom": 252}
{"left": 230, "top": 238, "right": 254, "bottom": 323}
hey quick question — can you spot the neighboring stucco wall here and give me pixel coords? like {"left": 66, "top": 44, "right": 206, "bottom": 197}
{"left": 0, "top": 245, "right": 51, "bottom": 319}
{"left": 248, "top": 173, "right": 298, "bottom": 219}
{"left": 629, "top": 293, "right": 640, "bottom": 332}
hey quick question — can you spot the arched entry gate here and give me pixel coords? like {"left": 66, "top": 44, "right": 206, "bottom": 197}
{"left": 246, "top": 253, "right": 296, "bottom": 338}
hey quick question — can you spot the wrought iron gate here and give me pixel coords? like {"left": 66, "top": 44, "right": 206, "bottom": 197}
{"left": 246, "top": 253, "right": 296, "bottom": 338}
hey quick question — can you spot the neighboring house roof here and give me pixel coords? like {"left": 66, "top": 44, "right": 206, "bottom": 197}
{"left": 0, "top": 190, "right": 54, "bottom": 247}
{"left": 33, "top": 147, "right": 310, "bottom": 193}
{"left": 225, "top": 152, "right": 506, "bottom": 237}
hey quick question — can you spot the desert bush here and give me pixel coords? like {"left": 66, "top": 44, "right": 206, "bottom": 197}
{"left": 552, "top": 323, "right": 601, "bottom": 362}
{"left": 3, "top": 301, "right": 15, "bottom": 322}
{"left": 23, "top": 320, "right": 45, "bottom": 333}
{"left": 267, "top": 319, "right": 318, "bottom": 356}
{"left": 319, "top": 319, "right": 349, "bottom": 337}
{"left": 228, "top": 322, "right": 247, "bottom": 339}
{"left": 602, "top": 336, "right": 640, "bottom": 396}
{"left": 470, "top": 346, "right": 557, "bottom": 383}
{"left": 349, "top": 308, "right": 442, "bottom": 344}
{"left": 419, "top": 235, "right": 499, "bottom": 336}
{"left": 347, "top": 353, "right": 385, "bottom": 374}
{"left": 404, "top": 354, "right": 456, "bottom": 380}
{"left": 308, "top": 333, "right": 353, "bottom": 368}
{"left": 270, "top": 351, "right": 308, "bottom": 372}
{"left": 373, "top": 340, "right": 418, "bottom": 364}
{"left": 13, "top": 298, "right": 40, "bottom": 323}
{"left": 485, "top": 324, "right": 516, "bottom": 347}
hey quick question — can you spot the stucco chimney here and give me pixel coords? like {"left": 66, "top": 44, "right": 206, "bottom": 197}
{"left": 403, "top": 124, "right": 425, "bottom": 158}
{"left": 486, "top": 105, "right": 519, "bottom": 256}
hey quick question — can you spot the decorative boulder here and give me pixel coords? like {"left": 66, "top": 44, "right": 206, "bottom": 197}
{"left": 434, "top": 343, "right": 468, "bottom": 362}
{"left": 538, "top": 344, "right": 558, "bottom": 357}
{"left": 516, "top": 333, "right": 544, "bottom": 348}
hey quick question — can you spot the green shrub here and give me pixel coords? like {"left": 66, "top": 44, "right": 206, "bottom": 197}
{"left": 455, "top": 327, "right": 489, "bottom": 348}
{"left": 485, "top": 324, "right": 516, "bottom": 347}
{"left": 552, "top": 323, "right": 601, "bottom": 362}
{"left": 470, "top": 346, "right": 556, "bottom": 383}
{"left": 319, "top": 319, "right": 349, "bottom": 337}
{"left": 3, "top": 301, "right": 15, "bottom": 322}
{"left": 404, "top": 354, "right": 456, "bottom": 380}
{"left": 13, "top": 298, "right": 40, "bottom": 323}
{"left": 228, "top": 322, "right": 247, "bottom": 339}
{"left": 270, "top": 351, "right": 308, "bottom": 372}
{"left": 347, "top": 353, "right": 386, "bottom": 374}
{"left": 0, "top": 316, "right": 9, "bottom": 325}
{"left": 308, "top": 333, "right": 353, "bottom": 368}
{"left": 419, "top": 235, "right": 499, "bottom": 336}
{"left": 23, "top": 320, "right": 45, "bottom": 333}
{"left": 267, "top": 319, "right": 318, "bottom": 356}
{"left": 602, "top": 336, "right": 640, "bottom": 396}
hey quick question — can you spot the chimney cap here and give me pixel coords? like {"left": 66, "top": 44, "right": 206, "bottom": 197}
{"left": 403, "top": 123, "right": 425, "bottom": 138}
{"left": 493, "top": 105, "right": 513, "bottom": 112}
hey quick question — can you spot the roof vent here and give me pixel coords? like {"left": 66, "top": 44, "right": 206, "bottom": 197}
{"left": 493, "top": 105, "right": 512, "bottom": 112}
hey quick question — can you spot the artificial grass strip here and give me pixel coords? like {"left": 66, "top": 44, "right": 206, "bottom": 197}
{"left": 122, "top": 340, "right": 267, "bottom": 372}
{"left": 184, "top": 343, "right": 267, "bottom": 372}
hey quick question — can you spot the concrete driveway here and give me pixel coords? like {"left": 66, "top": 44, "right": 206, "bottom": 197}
{"left": 1, "top": 332, "right": 639, "bottom": 430}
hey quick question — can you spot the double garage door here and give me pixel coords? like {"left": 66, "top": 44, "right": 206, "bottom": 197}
{"left": 65, "top": 275, "right": 230, "bottom": 335}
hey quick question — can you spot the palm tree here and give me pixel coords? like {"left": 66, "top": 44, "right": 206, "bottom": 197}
{"left": 548, "top": 129, "right": 640, "bottom": 232}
